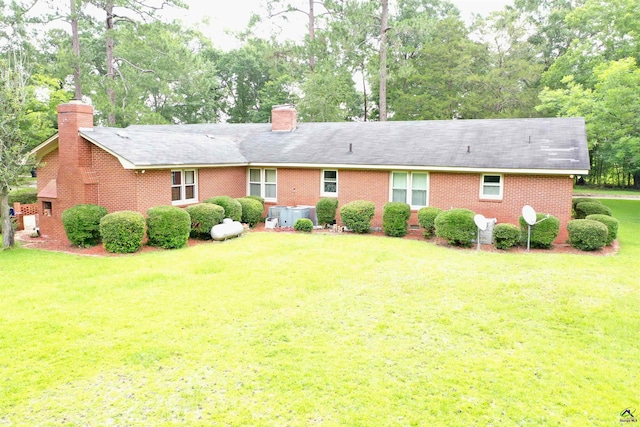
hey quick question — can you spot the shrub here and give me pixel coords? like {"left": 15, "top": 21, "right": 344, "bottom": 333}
{"left": 340, "top": 200, "right": 375, "bottom": 233}
{"left": 417, "top": 207, "right": 442, "bottom": 238}
{"left": 146, "top": 206, "right": 191, "bottom": 249}
{"left": 434, "top": 208, "right": 476, "bottom": 247}
{"left": 572, "top": 197, "right": 600, "bottom": 211}
{"left": 100, "top": 211, "right": 145, "bottom": 254}
{"left": 575, "top": 201, "right": 612, "bottom": 219}
{"left": 493, "top": 223, "right": 521, "bottom": 250}
{"left": 518, "top": 213, "right": 560, "bottom": 249}
{"left": 246, "top": 195, "right": 265, "bottom": 207}
{"left": 186, "top": 203, "right": 224, "bottom": 238}
{"left": 61, "top": 204, "right": 108, "bottom": 247}
{"left": 567, "top": 219, "right": 608, "bottom": 251}
{"left": 293, "top": 218, "right": 313, "bottom": 232}
{"left": 204, "top": 196, "right": 242, "bottom": 221}
{"left": 316, "top": 198, "right": 339, "bottom": 226}
{"left": 237, "top": 197, "right": 264, "bottom": 227}
{"left": 382, "top": 202, "right": 410, "bottom": 237}
{"left": 586, "top": 214, "right": 618, "bottom": 245}
{"left": 8, "top": 188, "right": 38, "bottom": 205}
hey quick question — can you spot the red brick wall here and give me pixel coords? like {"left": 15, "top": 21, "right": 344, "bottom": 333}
{"left": 199, "top": 167, "right": 247, "bottom": 200}
{"left": 271, "top": 107, "right": 297, "bottom": 131}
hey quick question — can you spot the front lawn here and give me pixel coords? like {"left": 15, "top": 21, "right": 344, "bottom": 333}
{"left": 0, "top": 200, "right": 638, "bottom": 425}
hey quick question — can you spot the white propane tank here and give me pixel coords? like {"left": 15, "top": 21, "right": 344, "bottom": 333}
{"left": 211, "top": 218, "right": 244, "bottom": 241}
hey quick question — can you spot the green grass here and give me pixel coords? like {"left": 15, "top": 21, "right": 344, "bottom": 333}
{"left": 1, "top": 200, "right": 639, "bottom": 425}
{"left": 573, "top": 185, "right": 640, "bottom": 197}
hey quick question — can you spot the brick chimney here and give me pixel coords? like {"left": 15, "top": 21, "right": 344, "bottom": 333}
{"left": 271, "top": 105, "right": 297, "bottom": 132}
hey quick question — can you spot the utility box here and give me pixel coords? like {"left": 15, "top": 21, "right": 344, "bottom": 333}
{"left": 265, "top": 217, "right": 279, "bottom": 229}
{"left": 479, "top": 218, "right": 497, "bottom": 244}
{"left": 266, "top": 206, "right": 316, "bottom": 227}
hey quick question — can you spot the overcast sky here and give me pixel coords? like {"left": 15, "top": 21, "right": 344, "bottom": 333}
{"left": 175, "top": 0, "right": 513, "bottom": 50}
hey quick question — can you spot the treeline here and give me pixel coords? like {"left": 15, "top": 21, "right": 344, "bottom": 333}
{"left": 1, "top": 0, "right": 639, "bottom": 187}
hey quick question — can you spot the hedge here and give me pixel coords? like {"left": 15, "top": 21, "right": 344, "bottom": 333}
{"left": 186, "top": 203, "right": 224, "bottom": 238}
{"left": 585, "top": 214, "right": 618, "bottom": 245}
{"left": 146, "top": 206, "right": 191, "bottom": 249}
{"left": 293, "top": 218, "right": 313, "bottom": 232}
{"left": 246, "top": 195, "right": 265, "bottom": 207}
{"left": 8, "top": 188, "right": 38, "bottom": 205}
{"left": 316, "top": 198, "right": 339, "bottom": 226}
{"left": 493, "top": 223, "right": 521, "bottom": 250}
{"left": 100, "top": 211, "right": 146, "bottom": 254}
{"left": 572, "top": 197, "right": 600, "bottom": 211}
{"left": 382, "top": 202, "right": 411, "bottom": 237}
{"left": 518, "top": 213, "right": 560, "bottom": 249}
{"left": 434, "top": 208, "right": 476, "bottom": 247}
{"left": 237, "top": 197, "right": 264, "bottom": 227}
{"left": 417, "top": 207, "right": 442, "bottom": 238}
{"left": 575, "top": 201, "right": 612, "bottom": 219}
{"left": 204, "top": 196, "right": 242, "bottom": 221}
{"left": 567, "top": 219, "right": 608, "bottom": 251}
{"left": 61, "top": 204, "right": 108, "bottom": 247}
{"left": 340, "top": 200, "right": 375, "bottom": 233}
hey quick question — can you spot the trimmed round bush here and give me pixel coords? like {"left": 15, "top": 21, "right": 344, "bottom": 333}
{"left": 382, "top": 202, "right": 411, "bottom": 237}
{"left": 493, "top": 223, "right": 521, "bottom": 250}
{"left": 9, "top": 187, "right": 38, "bottom": 205}
{"left": 518, "top": 213, "right": 560, "bottom": 249}
{"left": 204, "top": 196, "right": 242, "bottom": 221}
{"left": 586, "top": 214, "right": 618, "bottom": 245}
{"left": 317, "top": 197, "right": 339, "bottom": 226}
{"left": 146, "top": 206, "right": 191, "bottom": 249}
{"left": 100, "top": 211, "right": 145, "bottom": 254}
{"left": 575, "top": 201, "right": 612, "bottom": 219}
{"left": 340, "top": 200, "right": 375, "bottom": 233}
{"left": 568, "top": 219, "right": 608, "bottom": 251}
{"left": 417, "top": 206, "right": 442, "bottom": 238}
{"left": 572, "top": 197, "right": 600, "bottom": 211}
{"left": 61, "top": 204, "right": 108, "bottom": 247}
{"left": 186, "top": 203, "right": 224, "bottom": 238}
{"left": 434, "top": 208, "right": 476, "bottom": 247}
{"left": 293, "top": 218, "right": 313, "bottom": 232}
{"left": 246, "top": 195, "right": 265, "bottom": 207}
{"left": 237, "top": 197, "right": 264, "bottom": 227}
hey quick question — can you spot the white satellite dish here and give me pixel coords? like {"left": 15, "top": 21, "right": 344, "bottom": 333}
{"left": 474, "top": 214, "right": 488, "bottom": 231}
{"left": 522, "top": 205, "right": 537, "bottom": 226}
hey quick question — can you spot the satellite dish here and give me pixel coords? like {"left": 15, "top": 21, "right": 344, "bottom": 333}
{"left": 522, "top": 205, "right": 537, "bottom": 226}
{"left": 474, "top": 214, "right": 488, "bottom": 231}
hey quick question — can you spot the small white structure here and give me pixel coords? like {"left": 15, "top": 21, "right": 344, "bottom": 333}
{"left": 211, "top": 218, "right": 244, "bottom": 241}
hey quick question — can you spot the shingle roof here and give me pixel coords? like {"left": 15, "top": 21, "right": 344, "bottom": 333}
{"left": 79, "top": 117, "right": 590, "bottom": 173}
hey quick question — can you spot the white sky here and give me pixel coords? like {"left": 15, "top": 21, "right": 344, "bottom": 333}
{"left": 175, "top": 0, "right": 513, "bottom": 50}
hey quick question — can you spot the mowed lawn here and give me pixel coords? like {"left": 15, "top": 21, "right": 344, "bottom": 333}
{"left": 1, "top": 200, "right": 638, "bottom": 426}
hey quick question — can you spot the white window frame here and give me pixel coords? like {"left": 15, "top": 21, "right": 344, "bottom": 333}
{"left": 480, "top": 174, "right": 503, "bottom": 200}
{"left": 389, "top": 171, "right": 429, "bottom": 209}
{"left": 321, "top": 169, "right": 338, "bottom": 196}
{"left": 248, "top": 168, "right": 277, "bottom": 202}
{"left": 171, "top": 169, "right": 198, "bottom": 205}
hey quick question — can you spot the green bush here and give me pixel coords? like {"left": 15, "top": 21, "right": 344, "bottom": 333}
{"left": 204, "top": 196, "right": 242, "bottom": 221}
{"left": 100, "top": 211, "right": 145, "bottom": 254}
{"left": 567, "top": 219, "right": 608, "bottom": 251}
{"left": 293, "top": 218, "right": 313, "bottom": 232}
{"left": 186, "top": 203, "right": 224, "bottom": 238}
{"left": 417, "top": 207, "right": 442, "bottom": 238}
{"left": 340, "top": 200, "right": 375, "bottom": 234}
{"left": 237, "top": 197, "right": 264, "bottom": 227}
{"left": 146, "top": 206, "right": 191, "bottom": 249}
{"left": 572, "top": 197, "right": 600, "bottom": 211}
{"left": 434, "top": 208, "right": 476, "bottom": 247}
{"left": 316, "top": 198, "right": 339, "bottom": 226}
{"left": 382, "top": 202, "right": 410, "bottom": 237}
{"left": 61, "top": 204, "right": 108, "bottom": 247}
{"left": 518, "top": 213, "right": 560, "bottom": 249}
{"left": 575, "top": 201, "right": 612, "bottom": 219}
{"left": 8, "top": 188, "right": 38, "bottom": 205}
{"left": 493, "top": 223, "right": 521, "bottom": 250}
{"left": 586, "top": 214, "right": 618, "bottom": 245}
{"left": 246, "top": 195, "right": 265, "bottom": 207}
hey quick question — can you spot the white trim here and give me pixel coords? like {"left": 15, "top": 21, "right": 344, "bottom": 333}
{"left": 248, "top": 168, "right": 278, "bottom": 202}
{"left": 171, "top": 169, "right": 198, "bottom": 205}
{"left": 321, "top": 169, "right": 338, "bottom": 196}
{"left": 389, "top": 171, "right": 430, "bottom": 209}
{"left": 480, "top": 173, "right": 503, "bottom": 200}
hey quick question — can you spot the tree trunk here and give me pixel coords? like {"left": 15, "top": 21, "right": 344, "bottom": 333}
{"left": 379, "top": 0, "right": 388, "bottom": 121}
{"left": 71, "top": 0, "right": 82, "bottom": 100}
{"left": 105, "top": 0, "right": 116, "bottom": 125}
{"left": 308, "top": 0, "right": 315, "bottom": 71}
{"left": 1, "top": 186, "right": 15, "bottom": 248}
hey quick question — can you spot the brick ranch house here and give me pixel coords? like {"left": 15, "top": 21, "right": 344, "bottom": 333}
{"left": 32, "top": 101, "right": 590, "bottom": 243}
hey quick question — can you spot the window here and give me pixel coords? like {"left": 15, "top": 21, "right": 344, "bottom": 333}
{"left": 390, "top": 172, "right": 429, "bottom": 208}
{"left": 480, "top": 174, "right": 503, "bottom": 200}
{"left": 171, "top": 169, "right": 197, "bottom": 204}
{"left": 321, "top": 170, "right": 338, "bottom": 196}
{"left": 248, "top": 168, "right": 277, "bottom": 201}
